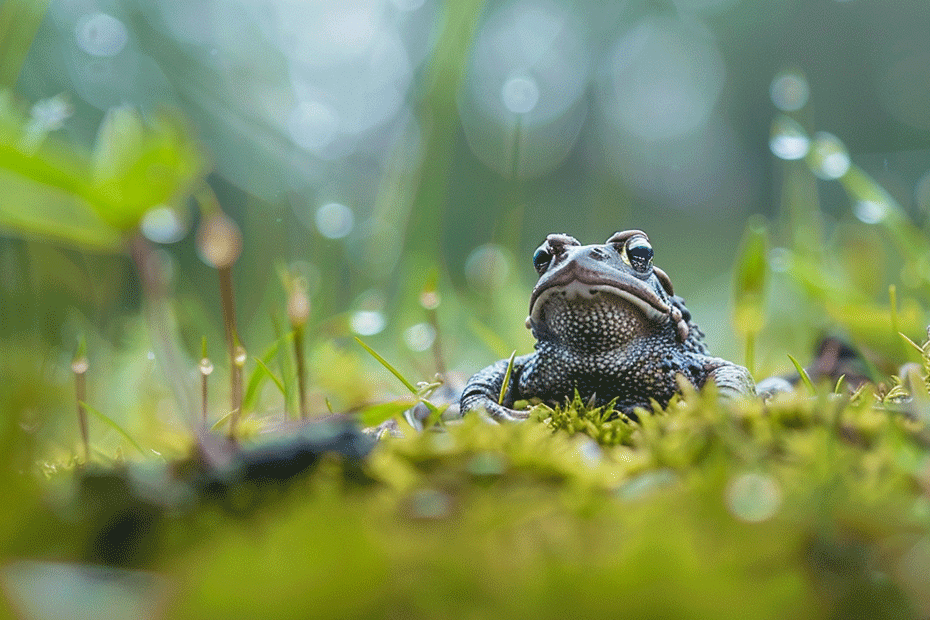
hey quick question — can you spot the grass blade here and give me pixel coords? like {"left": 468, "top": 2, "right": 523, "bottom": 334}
{"left": 899, "top": 332, "right": 925, "bottom": 356}
{"left": 242, "top": 337, "right": 284, "bottom": 414}
{"left": 252, "top": 356, "right": 286, "bottom": 397}
{"left": 787, "top": 354, "right": 815, "bottom": 393}
{"left": 79, "top": 401, "right": 145, "bottom": 457}
{"left": 498, "top": 350, "right": 516, "bottom": 406}
{"left": 354, "top": 337, "right": 417, "bottom": 395}
{"left": 211, "top": 410, "right": 235, "bottom": 432}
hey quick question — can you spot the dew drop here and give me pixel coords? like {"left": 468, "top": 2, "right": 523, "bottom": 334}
{"left": 141, "top": 206, "right": 187, "bottom": 244}
{"left": 807, "top": 132, "right": 850, "bottom": 180}
{"left": 351, "top": 310, "right": 386, "bottom": 336}
{"left": 76, "top": 13, "right": 128, "bottom": 57}
{"left": 233, "top": 346, "right": 247, "bottom": 367}
{"left": 404, "top": 322, "right": 436, "bottom": 352}
{"left": 315, "top": 202, "right": 354, "bottom": 239}
{"left": 726, "top": 472, "right": 781, "bottom": 523}
{"left": 770, "top": 70, "right": 809, "bottom": 112}
{"left": 769, "top": 116, "right": 809, "bottom": 160}
{"left": 501, "top": 73, "right": 540, "bottom": 115}
{"left": 71, "top": 357, "right": 89, "bottom": 374}
{"left": 854, "top": 200, "right": 889, "bottom": 224}
{"left": 146, "top": 351, "right": 155, "bottom": 361}
{"left": 199, "top": 358, "right": 214, "bottom": 376}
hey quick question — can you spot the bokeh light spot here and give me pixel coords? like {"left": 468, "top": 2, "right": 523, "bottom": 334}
{"left": 854, "top": 200, "right": 889, "bottom": 224}
{"left": 76, "top": 13, "right": 129, "bottom": 57}
{"left": 288, "top": 100, "right": 339, "bottom": 152}
{"left": 807, "top": 132, "right": 850, "bottom": 180}
{"left": 404, "top": 323, "right": 436, "bottom": 352}
{"left": 769, "top": 115, "right": 809, "bottom": 160}
{"left": 351, "top": 310, "right": 386, "bottom": 336}
{"left": 501, "top": 73, "right": 540, "bottom": 114}
{"left": 315, "top": 203, "right": 354, "bottom": 239}
{"left": 726, "top": 472, "right": 782, "bottom": 523}
{"left": 770, "top": 70, "right": 809, "bottom": 112}
{"left": 141, "top": 206, "right": 188, "bottom": 244}
{"left": 465, "top": 244, "right": 510, "bottom": 293}
{"left": 602, "top": 16, "right": 724, "bottom": 141}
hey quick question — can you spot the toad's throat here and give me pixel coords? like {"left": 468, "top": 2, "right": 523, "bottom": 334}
{"left": 529, "top": 279, "right": 670, "bottom": 326}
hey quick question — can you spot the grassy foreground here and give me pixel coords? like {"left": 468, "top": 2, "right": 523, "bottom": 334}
{"left": 2, "top": 368, "right": 928, "bottom": 620}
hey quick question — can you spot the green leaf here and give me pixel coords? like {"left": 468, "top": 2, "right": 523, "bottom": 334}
{"left": 732, "top": 217, "right": 769, "bottom": 336}
{"left": 787, "top": 354, "right": 815, "bottom": 394}
{"left": 0, "top": 104, "right": 205, "bottom": 246}
{"left": 358, "top": 400, "right": 417, "bottom": 427}
{"left": 355, "top": 337, "right": 441, "bottom": 418}
{"left": 79, "top": 401, "right": 146, "bottom": 457}
{"left": 210, "top": 409, "right": 236, "bottom": 432}
{"left": 252, "top": 356, "right": 286, "bottom": 397}
{"left": 0, "top": 0, "right": 50, "bottom": 89}
{"left": 0, "top": 170, "right": 124, "bottom": 252}
{"left": 89, "top": 110, "right": 205, "bottom": 231}
{"left": 354, "top": 337, "right": 417, "bottom": 395}
{"left": 498, "top": 350, "right": 516, "bottom": 406}
{"left": 242, "top": 337, "right": 284, "bottom": 414}
{"left": 93, "top": 106, "right": 144, "bottom": 182}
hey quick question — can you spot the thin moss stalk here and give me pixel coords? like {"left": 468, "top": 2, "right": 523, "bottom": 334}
{"left": 229, "top": 341, "right": 246, "bottom": 438}
{"left": 200, "top": 337, "right": 213, "bottom": 425}
{"left": 71, "top": 339, "right": 89, "bottom": 462}
{"left": 293, "top": 325, "right": 308, "bottom": 419}
{"left": 194, "top": 200, "right": 244, "bottom": 437}
{"left": 218, "top": 266, "right": 240, "bottom": 432}
{"left": 286, "top": 277, "right": 311, "bottom": 420}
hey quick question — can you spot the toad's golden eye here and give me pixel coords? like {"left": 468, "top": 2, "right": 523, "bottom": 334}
{"left": 626, "top": 237, "right": 653, "bottom": 272}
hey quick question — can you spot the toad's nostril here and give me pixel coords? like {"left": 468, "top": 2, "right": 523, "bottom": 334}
{"left": 589, "top": 247, "right": 609, "bottom": 261}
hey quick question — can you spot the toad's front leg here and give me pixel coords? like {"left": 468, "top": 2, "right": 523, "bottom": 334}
{"left": 701, "top": 357, "right": 757, "bottom": 400}
{"left": 460, "top": 355, "right": 534, "bottom": 422}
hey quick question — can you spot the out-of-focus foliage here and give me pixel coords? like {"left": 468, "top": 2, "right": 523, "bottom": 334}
{"left": 2, "top": 0, "right": 930, "bottom": 618}
{"left": 0, "top": 93, "right": 205, "bottom": 251}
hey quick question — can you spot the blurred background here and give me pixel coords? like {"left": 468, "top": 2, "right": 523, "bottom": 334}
{"left": 3, "top": 0, "right": 930, "bottom": 447}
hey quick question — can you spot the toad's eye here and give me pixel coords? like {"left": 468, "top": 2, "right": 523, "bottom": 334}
{"left": 533, "top": 247, "right": 552, "bottom": 274}
{"left": 626, "top": 238, "right": 653, "bottom": 272}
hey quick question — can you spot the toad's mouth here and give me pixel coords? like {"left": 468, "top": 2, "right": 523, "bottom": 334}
{"left": 528, "top": 278, "right": 670, "bottom": 325}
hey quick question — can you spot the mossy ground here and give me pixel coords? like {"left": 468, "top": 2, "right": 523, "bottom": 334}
{"left": 6, "top": 373, "right": 926, "bottom": 620}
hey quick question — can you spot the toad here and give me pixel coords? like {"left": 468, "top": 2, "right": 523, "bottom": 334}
{"left": 460, "top": 230, "right": 755, "bottom": 421}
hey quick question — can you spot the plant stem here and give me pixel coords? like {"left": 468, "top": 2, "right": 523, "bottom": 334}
{"left": 201, "top": 370, "right": 209, "bottom": 424}
{"left": 74, "top": 366, "right": 88, "bottom": 462}
{"left": 218, "top": 266, "right": 242, "bottom": 436}
{"left": 294, "top": 324, "right": 308, "bottom": 420}
{"left": 130, "top": 235, "right": 196, "bottom": 424}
